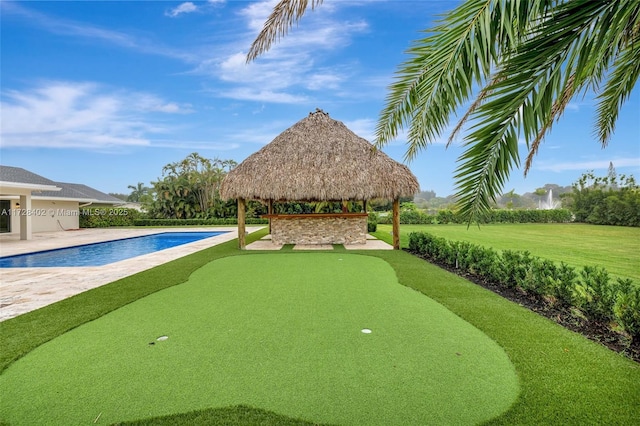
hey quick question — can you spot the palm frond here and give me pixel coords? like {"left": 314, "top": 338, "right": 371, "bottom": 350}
{"left": 247, "top": 0, "right": 323, "bottom": 62}
{"left": 374, "top": 0, "right": 556, "bottom": 161}
{"left": 454, "top": 0, "right": 639, "bottom": 222}
{"left": 447, "top": 75, "right": 503, "bottom": 148}
{"left": 595, "top": 3, "right": 640, "bottom": 145}
{"left": 524, "top": 74, "right": 576, "bottom": 176}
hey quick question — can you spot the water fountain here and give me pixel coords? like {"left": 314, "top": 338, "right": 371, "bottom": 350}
{"left": 539, "top": 189, "right": 561, "bottom": 210}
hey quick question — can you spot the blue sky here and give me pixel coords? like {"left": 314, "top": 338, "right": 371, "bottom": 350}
{"left": 1, "top": 0, "right": 639, "bottom": 198}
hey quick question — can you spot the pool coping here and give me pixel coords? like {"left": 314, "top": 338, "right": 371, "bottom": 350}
{"left": 0, "top": 227, "right": 264, "bottom": 321}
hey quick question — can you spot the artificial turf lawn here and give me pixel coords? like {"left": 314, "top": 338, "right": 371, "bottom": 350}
{"left": 0, "top": 253, "right": 518, "bottom": 425}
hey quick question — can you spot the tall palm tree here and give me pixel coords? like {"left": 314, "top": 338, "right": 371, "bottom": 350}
{"left": 248, "top": 0, "right": 640, "bottom": 221}
{"left": 127, "top": 182, "right": 149, "bottom": 203}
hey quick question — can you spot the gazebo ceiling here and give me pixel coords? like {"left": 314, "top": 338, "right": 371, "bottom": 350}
{"left": 220, "top": 109, "right": 419, "bottom": 202}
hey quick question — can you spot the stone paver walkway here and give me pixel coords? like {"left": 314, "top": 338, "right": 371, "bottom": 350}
{"left": 245, "top": 234, "right": 394, "bottom": 251}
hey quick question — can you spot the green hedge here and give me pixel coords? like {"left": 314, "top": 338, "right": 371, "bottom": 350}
{"left": 79, "top": 208, "right": 142, "bottom": 228}
{"left": 408, "top": 232, "right": 640, "bottom": 343}
{"left": 367, "top": 212, "right": 378, "bottom": 232}
{"left": 133, "top": 218, "right": 268, "bottom": 226}
{"left": 378, "top": 208, "right": 573, "bottom": 225}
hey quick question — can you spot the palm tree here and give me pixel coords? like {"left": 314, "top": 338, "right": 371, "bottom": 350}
{"left": 127, "top": 182, "right": 149, "bottom": 203}
{"left": 503, "top": 189, "right": 517, "bottom": 210}
{"left": 248, "top": 0, "right": 640, "bottom": 221}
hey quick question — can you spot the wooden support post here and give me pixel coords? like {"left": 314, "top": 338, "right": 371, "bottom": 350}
{"left": 392, "top": 198, "right": 400, "bottom": 250}
{"left": 268, "top": 199, "right": 273, "bottom": 234}
{"left": 363, "top": 199, "right": 367, "bottom": 213}
{"left": 238, "top": 198, "right": 246, "bottom": 249}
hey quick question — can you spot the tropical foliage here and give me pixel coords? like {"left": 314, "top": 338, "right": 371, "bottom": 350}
{"left": 147, "top": 153, "right": 238, "bottom": 219}
{"left": 567, "top": 169, "right": 639, "bottom": 226}
{"left": 126, "top": 182, "right": 151, "bottom": 204}
{"left": 248, "top": 0, "right": 640, "bottom": 222}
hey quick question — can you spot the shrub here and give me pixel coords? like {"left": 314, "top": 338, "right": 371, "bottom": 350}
{"left": 79, "top": 208, "right": 142, "bottom": 228}
{"left": 399, "top": 209, "right": 433, "bottom": 224}
{"left": 408, "top": 231, "right": 639, "bottom": 343}
{"left": 367, "top": 212, "right": 378, "bottom": 233}
{"left": 436, "top": 209, "right": 456, "bottom": 224}
{"left": 614, "top": 280, "right": 640, "bottom": 341}
{"left": 551, "top": 263, "right": 579, "bottom": 306}
{"left": 501, "top": 250, "right": 533, "bottom": 289}
{"left": 405, "top": 208, "right": 573, "bottom": 225}
{"left": 575, "top": 266, "right": 616, "bottom": 321}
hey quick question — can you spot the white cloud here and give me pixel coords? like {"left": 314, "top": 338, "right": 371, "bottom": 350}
{"left": 194, "top": 0, "right": 368, "bottom": 104}
{"left": 165, "top": 2, "right": 198, "bottom": 18}
{"left": 238, "top": 0, "right": 280, "bottom": 32}
{"left": 150, "top": 140, "right": 239, "bottom": 151}
{"left": 6, "top": 1, "right": 371, "bottom": 106}
{"left": 0, "top": 81, "right": 192, "bottom": 149}
{"left": 217, "top": 88, "right": 308, "bottom": 104}
{"left": 306, "top": 72, "right": 343, "bottom": 91}
{"left": 2, "top": 1, "right": 196, "bottom": 62}
{"left": 132, "top": 94, "right": 194, "bottom": 114}
{"left": 565, "top": 102, "right": 580, "bottom": 111}
{"left": 343, "top": 118, "right": 376, "bottom": 142}
{"left": 223, "top": 119, "right": 292, "bottom": 145}
{"left": 165, "top": 0, "right": 226, "bottom": 18}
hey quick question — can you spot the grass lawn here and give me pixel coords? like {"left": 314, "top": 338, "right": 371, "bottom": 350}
{"left": 0, "top": 254, "right": 517, "bottom": 425}
{"left": 377, "top": 223, "right": 640, "bottom": 281}
{"left": 1, "top": 228, "right": 639, "bottom": 425}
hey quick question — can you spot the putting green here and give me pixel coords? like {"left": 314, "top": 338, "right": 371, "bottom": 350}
{"left": 1, "top": 253, "right": 518, "bottom": 425}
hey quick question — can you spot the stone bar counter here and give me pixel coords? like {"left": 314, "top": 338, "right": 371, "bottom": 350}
{"left": 261, "top": 213, "right": 368, "bottom": 245}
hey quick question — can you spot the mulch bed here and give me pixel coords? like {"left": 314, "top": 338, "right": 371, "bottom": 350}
{"left": 407, "top": 250, "right": 640, "bottom": 364}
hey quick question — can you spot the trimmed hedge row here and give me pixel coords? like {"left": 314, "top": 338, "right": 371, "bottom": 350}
{"left": 133, "top": 218, "right": 268, "bottom": 226}
{"left": 79, "top": 208, "right": 142, "bottom": 228}
{"left": 378, "top": 208, "right": 573, "bottom": 225}
{"left": 408, "top": 232, "right": 640, "bottom": 342}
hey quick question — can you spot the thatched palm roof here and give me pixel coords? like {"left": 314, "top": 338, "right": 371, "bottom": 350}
{"left": 220, "top": 109, "right": 419, "bottom": 201}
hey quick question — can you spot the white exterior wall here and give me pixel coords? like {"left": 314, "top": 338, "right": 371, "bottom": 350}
{"left": 8, "top": 200, "right": 79, "bottom": 233}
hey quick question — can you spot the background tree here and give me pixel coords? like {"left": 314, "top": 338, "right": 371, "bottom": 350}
{"left": 248, "top": 0, "right": 640, "bottom": 222}
{"left": 534, "top": 188, "right": 548, "bottom": 209}
{"left": 148, "top": 153, "right": 237, "bottom": 219}
{"left": 569, "top": 170, "right": 639, "bottom": 226}
{"left": 127, "top": 182, "right": 150, "bottom": 203}
{"left": 503, "top": 189, "right": 517, "bottom": 210}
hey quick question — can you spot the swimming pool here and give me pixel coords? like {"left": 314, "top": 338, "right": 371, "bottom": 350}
{"left": 0, "top": 232, "right": 228, "bottom": 268}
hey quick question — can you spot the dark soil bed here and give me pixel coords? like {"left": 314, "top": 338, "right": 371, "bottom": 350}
{"left": 407, "top": 250, "right": 640, "bottom": 363}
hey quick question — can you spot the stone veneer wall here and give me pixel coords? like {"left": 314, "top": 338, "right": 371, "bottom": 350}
{"left": 271, "top": 215, "right": 367, "bottom": 245}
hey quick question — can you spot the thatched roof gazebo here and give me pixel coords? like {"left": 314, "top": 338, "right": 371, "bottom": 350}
{"left": 220, "top": 109, "right": 419, "bottom": 249}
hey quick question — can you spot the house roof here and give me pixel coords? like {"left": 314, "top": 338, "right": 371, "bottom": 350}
{"left": 39, "top": 182, "right": 123, "bottom": 204}
{"left": 220, "top": 109, "right": 420, "bottom": 202}
{"left": 0, "top": 165, "right": 122, "bottom": 204}
{"left": 0, "top": 165, "right": 61, "bottom": 193}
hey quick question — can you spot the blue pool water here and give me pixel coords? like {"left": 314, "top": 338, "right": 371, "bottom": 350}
{"left": 0, "top": 232, "right": 227, "bottom": 268}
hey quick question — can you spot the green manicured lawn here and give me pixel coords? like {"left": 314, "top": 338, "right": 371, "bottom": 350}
{"left": 0, "top": 254, "right": 517, "bottom": 425}
{"left": 1, "top": 228, "right": 639, "bottom": 425}
{"left": 377, "top": 223, "right": 640, "bottom": 281}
